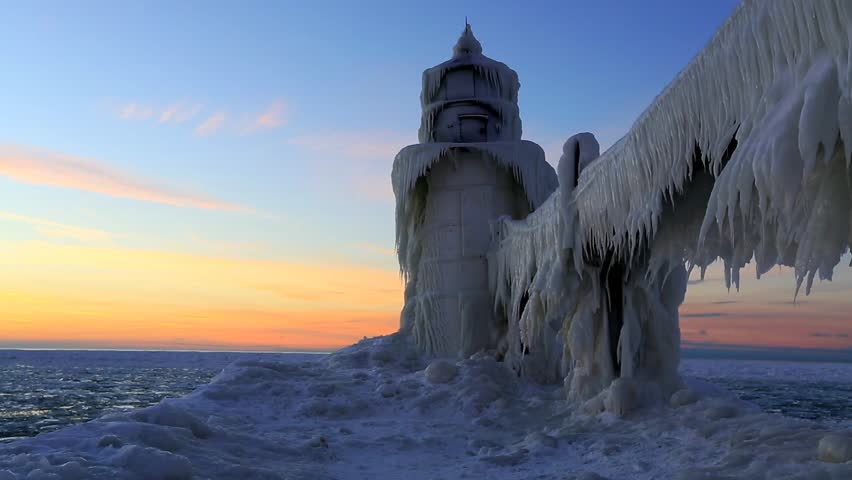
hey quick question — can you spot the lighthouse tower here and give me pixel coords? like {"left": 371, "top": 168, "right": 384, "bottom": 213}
{"left": 392, "top": 23, "right": 557, "bottom": 357}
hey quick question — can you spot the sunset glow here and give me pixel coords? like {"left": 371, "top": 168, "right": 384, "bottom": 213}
{"left": 0, "top": 240, "right": 401, "bottom": 351}
{"left": 0, "top": 0, "right": 848, "bottom": 355}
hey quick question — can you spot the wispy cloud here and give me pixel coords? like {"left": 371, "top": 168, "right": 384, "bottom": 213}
{"left": 681, "top": 312, "right": 730, "bottom": 318}
{"left": 810, "top": 332, "right": 850, "bottom": 338}
{"left": 118, "top": 103, "right": 154, "bottom": 121}
{"left": 195, "top": 112, "right": 226, "bottom": 137}
{"left": 241, "top": 101, "right": 287, "bottom": 133}
{"left": 0, "top": 211, "right": 114, "bottom": 242}
{"left": 0, "top": 144, "right": 247, "bottom": 211}
{"left": 110, "top": 100, "right": 203, "bottom": 125}
{"left": 159, "top": 102, "right": 203, "bottom": 124}
{"left": 109, "top": 99, "right": 288, "bottom": 137}
{"left": 110, "top": 101, "right": 201, "bottom": 125}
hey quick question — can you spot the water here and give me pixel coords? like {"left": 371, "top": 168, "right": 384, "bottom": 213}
{"left": 0, "top": 351, "right": 849, "bottom": 441}
{"left": 710, "top": 377, "right": 852, "bottom": 421}
{"left": 0, "top": 363, "right": 219, "bottom": 440}
{"left": 680, "top": 358, "right": 852, "bottom": 424}
{"left": 0, "top": 349, "right": 303, "bottom": 441}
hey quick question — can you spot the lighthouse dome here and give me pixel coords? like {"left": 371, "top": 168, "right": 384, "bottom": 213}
{"left": 419, "top": 22, "right": 522, "bottom": 143}
{"left": 452, "top": 22, "right": 482, "bottom": 56}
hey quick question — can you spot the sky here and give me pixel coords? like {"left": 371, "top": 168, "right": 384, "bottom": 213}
{"left": 0, "top": 0, "right": 849, "bottom": 357}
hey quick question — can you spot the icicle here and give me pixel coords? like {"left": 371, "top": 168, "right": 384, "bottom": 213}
{"left": 570, "top": 0, "right": 851, "bottom": 289}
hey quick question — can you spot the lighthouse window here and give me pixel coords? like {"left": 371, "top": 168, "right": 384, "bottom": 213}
{"left": 459, "top": 114, "right": 488, "bottom": 142}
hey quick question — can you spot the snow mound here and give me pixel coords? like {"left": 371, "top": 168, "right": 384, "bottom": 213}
{"left": 1, "top": 337, "right": 851, "bottom": 479}
{"left": 670, "top": 388, "right": 701, "bottom": 407}
{"left": 819, "top": 434, "right": 852, "bottom": 463}
{"left": 424, "top": 359, "right": 457, "bottom": 384}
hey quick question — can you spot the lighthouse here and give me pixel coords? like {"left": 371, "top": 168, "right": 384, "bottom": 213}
{"left": 392, "top": 23, "right": 557, "bottom": 357}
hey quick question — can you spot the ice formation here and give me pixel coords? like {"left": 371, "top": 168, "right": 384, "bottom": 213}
{"left": 573, "top": 0, "right": 852, "bottom": 292}
{"left": 393, "top": 0, "right": 852, "bottom": 405}
{"left": 392, "top": 22, "right": 558, "bottom": 358}
{"left": 2, "top": 345, "right": 851, "bottom": 479}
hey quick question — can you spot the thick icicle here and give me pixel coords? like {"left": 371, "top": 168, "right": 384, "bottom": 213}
{"left": 572, "top": 0, "right": 852, "bottom": 291}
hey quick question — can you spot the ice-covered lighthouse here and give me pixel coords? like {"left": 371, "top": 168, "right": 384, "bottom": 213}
{"left": 392, "top": 22, "right": 557, "bottom": 358}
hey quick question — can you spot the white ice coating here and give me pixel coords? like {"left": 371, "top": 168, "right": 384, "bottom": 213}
{"left": 392, "top": 141, "right": 557, "bottom": 357}
{"left": 420, "top": 27, "right": 519, "bottom": 107}
{"left": 572, "top": 0, "right": 852, "bottom": 291}
{"left": 418, "top": 23, "right": 522, "bottom": 143}
{"left": 392, "top": 141, "right": 557, "bottom": 278}
{"left": 489, "top": 134, "right": 685, "bottom": 400}
{"left": 419, "top": 99, "right": 522, "bottom": 145}
{"left": 394, "top": 0, "right": 851, "bottom": 401}
{"left": 393, "top": 23, "right": 559, "bottom": 358}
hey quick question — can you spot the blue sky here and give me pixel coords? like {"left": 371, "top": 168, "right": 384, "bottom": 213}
{"left": 0, "top": 0, "right": 742, "bottom": 260}
{"left": 1, "top": 0, "right": 849, "bottom": 354}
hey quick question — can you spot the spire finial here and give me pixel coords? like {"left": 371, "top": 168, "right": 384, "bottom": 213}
{"left": 453, "top": 18, "right": 481, "bottom": 57}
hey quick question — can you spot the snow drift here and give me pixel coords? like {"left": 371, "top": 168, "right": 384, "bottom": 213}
{"left": 1, "top": 341, "right": 851, "bottom": 479}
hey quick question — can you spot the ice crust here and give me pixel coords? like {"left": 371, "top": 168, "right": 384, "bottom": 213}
{"left": 392, "top": 140, "right": 557, "bottom": 279}
{"left": 392, "top": 142, "right": 557, "bottom": 358}
{"left": 419, "top": 23, "right": 522, "bottom": 143}
{"left": 2, "top": 342, "right": 851, "bottom": 479}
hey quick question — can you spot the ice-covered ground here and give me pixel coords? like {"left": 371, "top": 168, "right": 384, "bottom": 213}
{"left": 1, "top": 337, "right": 850, "bottom": 479}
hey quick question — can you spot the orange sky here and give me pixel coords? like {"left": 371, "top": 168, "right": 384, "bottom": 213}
{"left": 0, "top": 239, "right": 402, "bottom": 351}
{"left": 0, "top": 236, "right": 849, "bottom": 352}
{"left": 680, "top": 260, "right": 852, "bottom": 351}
